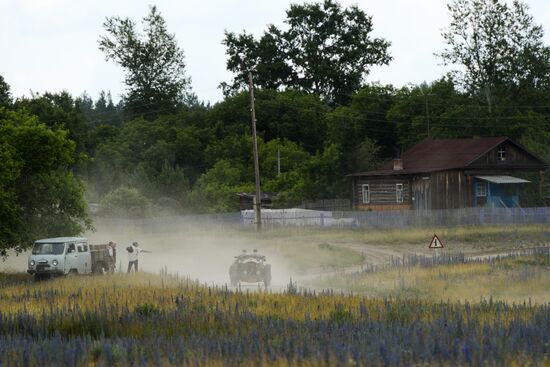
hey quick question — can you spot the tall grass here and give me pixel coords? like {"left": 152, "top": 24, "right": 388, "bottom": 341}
{"left": 328, "top": 224, "right": 550, "bottom": 245}
{"left": 312, "top": 247, "right": 550, "bottom": 303}
{"left": 1, "top": 272, "right": 550, "bottom": 366}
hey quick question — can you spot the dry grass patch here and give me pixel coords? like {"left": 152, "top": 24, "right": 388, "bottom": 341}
{"left": 312, "top": 255, "right": 550, "bottom": 303}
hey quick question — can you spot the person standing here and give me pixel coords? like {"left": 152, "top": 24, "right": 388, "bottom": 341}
{"left": 107, "top": 241, "right": 117, "bottom": 273}
{"left": 127, "top": 242, "right": 151, "bottom": 273}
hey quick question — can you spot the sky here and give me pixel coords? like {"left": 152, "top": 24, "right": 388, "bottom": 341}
{"left": 1, "top": 0, "right": 550, "bottom": 105}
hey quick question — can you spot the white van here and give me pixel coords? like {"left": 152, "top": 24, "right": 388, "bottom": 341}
{"left": 27, "top": 237, "right": 111, "bottom": 280}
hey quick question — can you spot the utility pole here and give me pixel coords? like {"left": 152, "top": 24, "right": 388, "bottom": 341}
{"left": 248, "top": 71, "right": 262, "bottom": 230}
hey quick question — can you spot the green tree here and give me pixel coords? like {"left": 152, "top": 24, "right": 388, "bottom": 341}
{"left": 439, "top": 0, "right": 550, "bottom": 110}
{"left": 356, "top": 137, "right": 381, "bottom": 172}
{"left": 0, "top": 75, "right": 12, "bottom": 107}
{"left": 263, "top": 170, "right": 306, "bottom": 207}
{"left": 388, "top": 80, "right": 461, "bottom": 148}
{"left": 257, "top": 90, "right": 328, "bottom": 153}
{"left": 260, "top": 139, "right": 310, "bottom": 181}
{"left": 324, "top": 84, "right": 392, "bottom": 175}
{"left": 345, "top": 85, "right": 398, "bottom": 156}
{"left": 386, "top": 78, "right": 547, "bottom": 148}
{"left": 223, "top": 0, "right": 391, "bottom": 104}
{"left": 99, "top": 5, "right": 191, "bottom": 119}
{"left": 77, "top": 91, "right": 122, "bottom": 127}
{"left": 99, "top": 186, "right": 151, "bottom": 217}
{"left": 206, "top": 90, "right": 328, "bottom": 154}
{"left": 88, "top": 112, "right": 208, "bottom": 201}
{"left": 261, "top": 139, "right": 312, "bottom": 207}
{"left": 0, "top": 108, "right": 91, "bottom": 255}
{"left": 189, "top": 160, "right": 250, "bottom": 212}
{"left": 299, "top": 144, "right": 345, "bottom": 199}
{"left": 14, "top": 91, "right": 90, "bottom": 155}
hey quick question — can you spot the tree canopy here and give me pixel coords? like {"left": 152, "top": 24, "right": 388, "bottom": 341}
{"left": 0, "top": 108, "right": 91, "bottom": 256}
{"left": 0, "top": 75, "right": 12, "bottom": 108}
{"left": 439, "top": 0, "right": 550, "bottom": 110}
{"left": 99, "top": 5, "right": 192, "bottom": 119}
{"left": 0, "top": 0, "right": 548, "bottom": 243}
{"left": 222, "top": 0, "right": 392, "bottom": 105}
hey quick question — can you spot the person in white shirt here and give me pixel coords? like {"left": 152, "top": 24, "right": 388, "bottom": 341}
{"left": 127, "top": 242, "right": 151, "bottom": 273}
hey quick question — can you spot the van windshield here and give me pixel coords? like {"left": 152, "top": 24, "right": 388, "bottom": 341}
{"left": 32, "top": 243, "right": 65, "bottom": 255}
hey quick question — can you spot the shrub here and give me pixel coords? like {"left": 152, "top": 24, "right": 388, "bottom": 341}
{"left": 99, "top": 186, "right": 150, "bottom": 217}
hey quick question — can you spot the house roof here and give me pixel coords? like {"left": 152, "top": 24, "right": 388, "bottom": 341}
{"left": 348, "top": 137, "right": 546, "bottom": 177}
{"left": 475, "top": 175, "right": 530, "bottom": 184}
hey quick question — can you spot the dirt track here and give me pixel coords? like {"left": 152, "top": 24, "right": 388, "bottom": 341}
{"left": 2, "top": 220, "right": 547, "bottom": 292}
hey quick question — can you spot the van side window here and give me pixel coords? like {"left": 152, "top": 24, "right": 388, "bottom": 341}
{"left": 67, "top": 243, "right": 75, "bottom": 253}
{"left": 82, "top": 244, "right": 88, "bottom": 252}
{"left": 77, "top": 245, "right": 83, "bottom": 253}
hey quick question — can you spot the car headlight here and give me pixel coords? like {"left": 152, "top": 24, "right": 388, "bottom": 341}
{"left": 30, "top": 260, "right": 35, "bottom": 267}
{"left": 52, "top": 260, "right": 58, "bottom": 266}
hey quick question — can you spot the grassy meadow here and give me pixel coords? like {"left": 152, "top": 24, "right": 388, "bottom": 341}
{"left": 2, "top": 224, "right": 550, "bottom": 366}
{"left": 1, "top": 271, "right": 550, "bottom": 366}
{"left": 309, "top": 249, "right": 550, "bottom": 303}
{"left": 257, "top": 224, "right": 550, "bottom": 250}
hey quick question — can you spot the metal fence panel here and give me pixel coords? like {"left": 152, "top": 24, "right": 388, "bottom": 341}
{"left": 93, "top": 207, "right": 550, "bottom": 230}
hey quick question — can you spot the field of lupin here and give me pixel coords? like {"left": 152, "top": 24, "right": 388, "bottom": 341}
{"left": 1, "top": 264, "right": 550, "bottom": 367}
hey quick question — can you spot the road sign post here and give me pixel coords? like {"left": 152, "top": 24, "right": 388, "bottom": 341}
{"left": 428, "top": 234, "right": 444, "bottom": 258}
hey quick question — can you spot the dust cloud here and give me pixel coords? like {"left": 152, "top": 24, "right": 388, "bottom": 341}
{"left": 1, "top": 216, "right": 296, "bottom": 289}
{"left": 92, "top": 217, "right": 295, "bottom": 286}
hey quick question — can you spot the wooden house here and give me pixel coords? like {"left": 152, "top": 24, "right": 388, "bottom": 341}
{"left": 348, "top": 137, "right": 547, "bottom": 211}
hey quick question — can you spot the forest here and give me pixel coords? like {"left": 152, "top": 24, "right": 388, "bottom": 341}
{"left": 1, "top": 0, "right": 549, "bottom": 253}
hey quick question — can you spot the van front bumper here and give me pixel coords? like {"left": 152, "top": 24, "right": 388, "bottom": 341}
{"left": 27, "top": 268, "right": 64, "bottom": 276}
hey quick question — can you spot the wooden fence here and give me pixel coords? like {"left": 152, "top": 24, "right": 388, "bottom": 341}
{"left": 244, "top": 207, "right": 550, "bottom": 229}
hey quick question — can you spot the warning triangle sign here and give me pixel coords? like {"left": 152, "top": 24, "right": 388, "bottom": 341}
{"left": 428, "top": 234, "right": 444, "bottom": 249}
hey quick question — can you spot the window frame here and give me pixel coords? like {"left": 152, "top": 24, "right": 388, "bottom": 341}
{"left": 396, "top": 183, "right": 404, "bottom": 203}
{"left": 476, "top": 182, "right": 487, "bottom": 197}
{"left": 497, "top": 145, "right": 506, "bottom": 161}
{"left": 361, "top": 184, "right": 370, "bottom": 204}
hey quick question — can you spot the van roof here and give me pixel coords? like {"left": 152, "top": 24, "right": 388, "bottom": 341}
{"left": 35, "top": 237, "right": 88, "bottom": 243}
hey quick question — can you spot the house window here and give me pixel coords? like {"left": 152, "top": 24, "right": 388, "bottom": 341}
{"left": 497, "top": 145, "right": 506, "bottom": 161}
{"left": 476, "top": 182, "right": 487, "bottom": 197}
{"left": 362, "top": 184, "right": 370, "bottom": 204}
{"left": 396, "top": 183, "right": 404, "bottom": 203}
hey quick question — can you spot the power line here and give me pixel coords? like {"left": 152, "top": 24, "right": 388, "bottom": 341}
{"left": 27, "top": 101, "right": 550, "bottom": 129}
{"left": 11, "top": 91, "right": 550, "bottom": 132}
{"left": 344, "top": 90, "right": 550, "bottom": 109}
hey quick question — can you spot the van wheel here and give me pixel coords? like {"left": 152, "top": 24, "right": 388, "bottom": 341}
{"left": 92, "top": 263, "right": 106, "bottom": 275}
